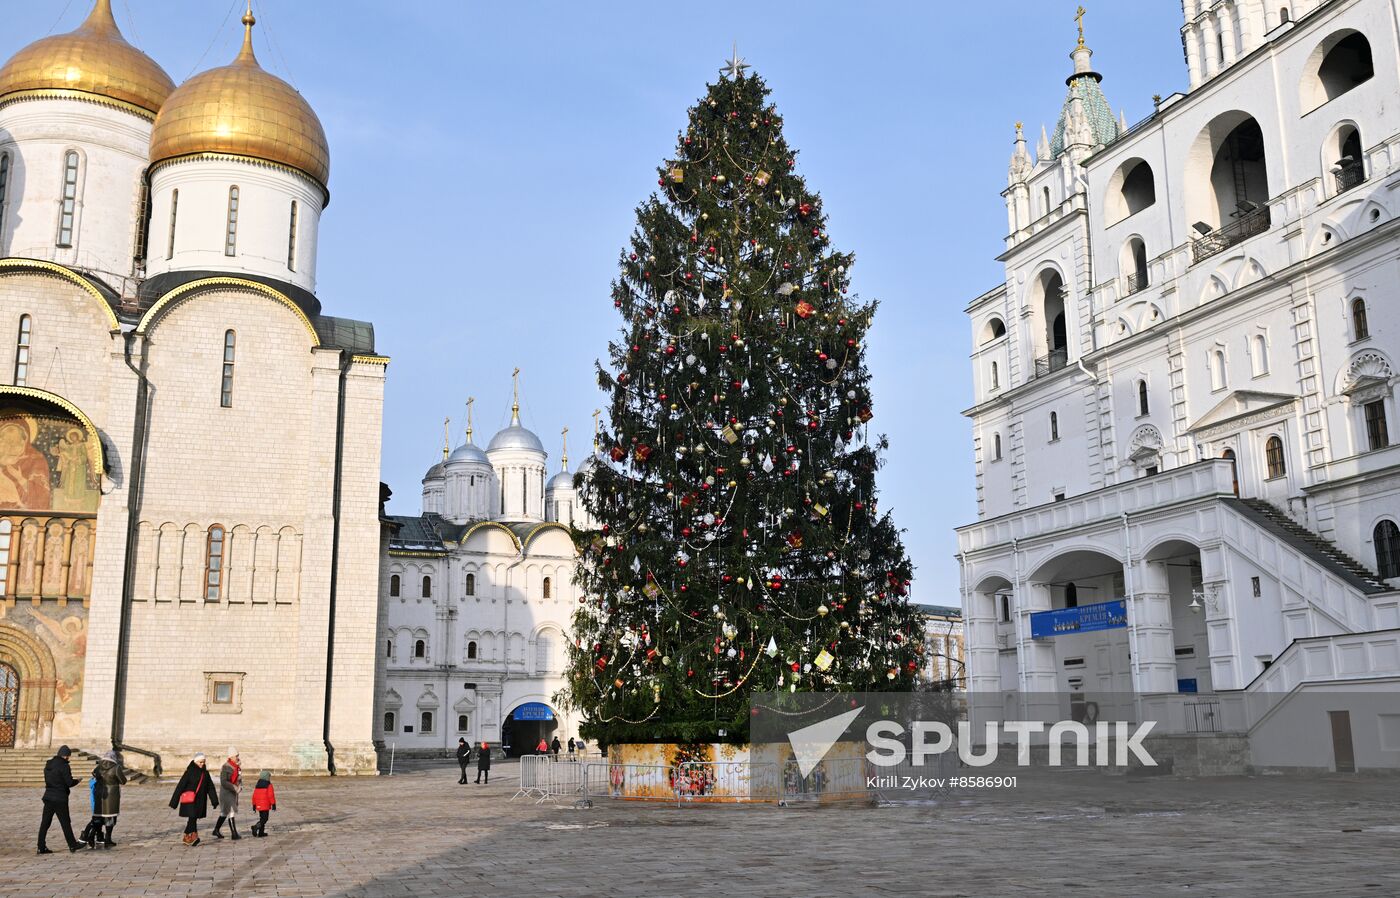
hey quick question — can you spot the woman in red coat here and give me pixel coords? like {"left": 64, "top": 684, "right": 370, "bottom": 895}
{"left": 250, "top": 771, "right": 276, "bottom": 837}
{"left": 168, "top": 753, "right": 218, "bottom": 846}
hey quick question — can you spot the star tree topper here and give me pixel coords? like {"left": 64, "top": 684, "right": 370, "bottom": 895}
{"left": 719, "top": 42, "right": 750, "bottom": 79}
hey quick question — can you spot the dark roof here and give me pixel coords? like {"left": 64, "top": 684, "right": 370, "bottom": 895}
{"left": 134, "top": 270, "right": 374, "bottom": 353}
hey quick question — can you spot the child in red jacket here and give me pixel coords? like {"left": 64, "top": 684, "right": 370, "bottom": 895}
{"left": 249, "top": 771, "right": 276, "bottom": 837}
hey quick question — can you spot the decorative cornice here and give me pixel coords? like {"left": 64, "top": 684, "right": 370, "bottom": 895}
{"left": 351, "top": 354, "right": 391, "bottom": 366}
{"left": 460, "top": 520, "right": 523, "bottom": 552}
{"left": 0, "top": 258, "right": 119, "bottom": 329}
{"left": 0, "top": 88, "right": 156, "bottom": 121}
{"left": 0, "top": 385, "right": 105, "bottom": 471}
{"left": 147, "top": 152, "right": 330, "bottom": 207}
{"left": 137, "top": 276, "right": 320, "bottom": 347}
{"left": 1191, "top": 399, "right": 1296, "bottom": 441}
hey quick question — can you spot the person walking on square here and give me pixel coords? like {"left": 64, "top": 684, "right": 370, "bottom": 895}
{"left": 212, "top": 748, "right": 242, "bottom": 840}
{"left": 550, "top": 736, "right": 562, "bottom": 760}
{"left": 249, "top": 770, "right": 276, "bottom": 837}
{"left": 456, "top": 737, "right": 471, "bottom": 784}
{"left": 567, "top": 736, "right": 576, "bottom": 759}
{"left": 170, "top": 753, "right": 218, "bottom": 846}
{"left": 37, "top": 745, "right": 84, "bottom": 854}
{"left": 475, "top": 742, "right": 491, "bottom": 784}
{"left": 536, "top": 736, "right": 548, "bottom": 757}
{"left": 83, "top": 750, "right": 126, "bottom": 849}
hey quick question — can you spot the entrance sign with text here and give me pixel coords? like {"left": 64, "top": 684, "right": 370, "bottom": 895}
{"left": 1030, "top": 599, "right": 1128, "bottom": 639}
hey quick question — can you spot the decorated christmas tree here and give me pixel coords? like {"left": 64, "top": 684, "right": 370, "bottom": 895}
{"left": 567, "top": 53, "right": 922, "bottom": 746}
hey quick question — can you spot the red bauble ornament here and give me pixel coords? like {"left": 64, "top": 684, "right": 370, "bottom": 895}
{"left": 790, "top": 662, "right": 800, "bottom": 672}
{"left": 665, "top": 345, "right": 677, "bottom": 355}
{"left": 798, "top": 203, "right": 813, "bottom": 216}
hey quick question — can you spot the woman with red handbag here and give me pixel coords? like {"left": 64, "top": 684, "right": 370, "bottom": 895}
{"left": 168, "top": 753, "right": 218, "bottom": 846}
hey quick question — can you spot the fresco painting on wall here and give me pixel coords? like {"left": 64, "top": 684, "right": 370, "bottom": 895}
{"left": 0, "top": 409, "right": 99, "bottom": 514}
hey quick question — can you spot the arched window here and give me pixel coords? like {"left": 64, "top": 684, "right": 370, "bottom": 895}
{"left": 1375, "top": 520, "right": 1400, "bottom": 579}
{"left": 990, "top": 361, "right": 999, "bottom": 390}
{"left": 287, "top": 200, "right": 299, "bottom": 270}
{"left": 1351, "top": 298, "right": 1369, "bottom": 340}
{"left": 385, "top": 638, "right": 393, "bottom": 658}
{"left": 1251, "top": 334, "right": 1270, "bottom": 377}
{"left": 0, "top": 152, "right": 10, "bottom": 236}
{"left": 457, "top": 714, "right": 470, "bottom": 732}
{"left": 542, "top": 576, "right": 552, "bottom": 599}
{"left": 421, "top": 575, "right": 432, "bottom": 597}
{"left": 383, "top": 711, "right": 396, "bottom": 733}
{"left": 225, "top": 186, "right": 240, "bottom": 256}
{"left": 389, "top": 574, "right": 400, "bottom": 597}
{"left": 992, "top": 433, "right": 1003, "bottom": 461}
{"left": 1211, "top": 349, "right": 1227, "bottom": 391}
{"left": 420, "top": 710, "right": 433, "bottom": 733}
{"left": 414, "top": 639, "right": 426, "bottom": 659}
{"left": 1280, "top": 7, "right": 1290, "bottom": 24}
{"left": 465, "top": 572, "right": 476, "bottom": 596}
{"left": 1316, "top": 33, "right": 1374, "bottom": 104}
{"left": 204, "top": 525, "right": 226, "bottom": 601}
{"left": 167, "top": 189, "right": 179, "bottom": 259}
{"left": 56, "top": 151, "right": 79, "bottom": 247}
{"left": 1108, "top": 159, "right": 1156, "bottom": 223}
{"left": 13, "top": 314, "right": 31, "bottom": 386}
{"left": 1124, "top": 236, "right": 1149, "bottom": 294}
{"left": 1042, "top": 186, "right": 1051, "bottom": 216}
{"left": 1188, "top": 114, "right": 1269, "bottom": 247}
{"left": 1137, "top": 380, "right": 1150, "bottom": 416}
{"left": 220, "top": 330, "right": 236, "bottom": 408}
{"left": 467, "top": 640, "right": 477, "bottom": 660}
{"left": 1049, "top": 412, "right": 1059, "bottom": 442}
{"left": 1033, "top": 268, "right": 1067, "bottom": 374}
{"left": 1265, "top": 436, "right": 1286, "bottom": 479}
{"left": 1331, "top": 125, "right": 1364, "bottom": 193}
{"left": 1064, "top": 582, "right": 1078, "bottom": 608}
{"left": 984, "top": 317, "right": 1006, "bottom": 343}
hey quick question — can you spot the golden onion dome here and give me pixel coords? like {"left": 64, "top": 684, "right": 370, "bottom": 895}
{"left": 0, "top": 0, "right": 175, "bottom": 117}
{"left": 149, "top": 10, "right": 329, "bottom": 190}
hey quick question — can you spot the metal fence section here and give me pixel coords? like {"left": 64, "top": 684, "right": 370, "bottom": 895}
{"left": 512, "top": 754, "right": 589, "bottom": 803}
{"left": 1185, "top": 697, "right": 1223, "bottom": 734}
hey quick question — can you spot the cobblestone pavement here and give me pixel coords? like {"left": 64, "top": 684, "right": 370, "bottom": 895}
{"left": 2, "top": 760, "right": 1399, "bottom": 897}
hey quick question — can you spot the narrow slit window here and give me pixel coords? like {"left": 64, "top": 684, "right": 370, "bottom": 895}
{"left": 225, "top": 186, "right": 240, "bottom": 256}
{"left": 422, "top": 575, "right": 432, "bottom": 598}
{"left": 389, "top": 574, "right": 400, "bottom": 597}
{"left": 287, "top": 200, "right": 298, "bottom": 270}
{"left": 0, "top": 152, "right": 10, "bottom": 237}
{"left": 14, "top": 315, "right": 31, "bottom": 386}
{"left": 57, "top": 151, "right": 79, "bottom": 247}
{"left": 465, "top": 572, "right": 476, "bottom": 596}
{"left": 542, "top": 576, "right": 552, "bottom": 599}
{"left": 1138, "top": 380, "right": 1149, "bottom": 416}
{"left": 1352, "top": 298, "right": 1369, "bottom": 340}
{"left": 167, "top": 189, "right": 179, "bottom": 259}
{"left": 204, "top": 525, "right": 226, "bottom": 601}
{"left": 221, "top": 330, "right": 236, "bottom": 408}
{"left": 1049, "top": 412, "right": 1059, "bottom": 441}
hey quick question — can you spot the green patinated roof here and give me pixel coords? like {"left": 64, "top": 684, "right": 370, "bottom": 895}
{"left": 1051, "top": 73, "right": 1119, "bottom": 158}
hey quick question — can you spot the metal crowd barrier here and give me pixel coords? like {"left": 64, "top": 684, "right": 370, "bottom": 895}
{"left": 512, "top": 754, "right": 589, "bottom": 803}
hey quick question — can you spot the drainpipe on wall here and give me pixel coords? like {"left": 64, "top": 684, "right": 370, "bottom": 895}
{"left": 1011, "top": 537, "right": 1027, "bottom": 718}
{"left": 112, "top": 331, "right": 160, "bottom": 776}
{"left": 321, "top": 351, "right": 352, "bottom": 775}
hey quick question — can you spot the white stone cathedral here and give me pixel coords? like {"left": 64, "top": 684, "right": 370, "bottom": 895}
{"left": 0, "top": 2, "right": 385, "bottom": 774}
{"left": 375, "top": 387, "right": 591, "bottom": 757}
{"left": 958, "top": 2, "right": 1400, "bottom": 772}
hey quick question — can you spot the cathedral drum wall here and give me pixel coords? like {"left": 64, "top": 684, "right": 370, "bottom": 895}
{"left": 0, "top": 99, "right": 151, "bottom": 279}
{"left": 118, "top": 289, "right": 327, "bottom": 770}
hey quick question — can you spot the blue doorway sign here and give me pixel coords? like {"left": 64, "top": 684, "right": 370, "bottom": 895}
{"left": 512, "top": 702, "right": 554, "bottom": 721}
{"left": 1030, "top": 599, "right": 1128, "bottom": 639}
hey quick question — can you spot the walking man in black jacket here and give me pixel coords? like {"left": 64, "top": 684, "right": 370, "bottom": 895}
{"left": 38, "top": 745, "right": 84, "bottom": 854}
{"left": 456, "top": 738, "right": 472, "bottom": 784}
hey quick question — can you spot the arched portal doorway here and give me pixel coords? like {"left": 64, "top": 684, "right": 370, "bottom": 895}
{"left": 0, "top": 662, "right": 18, "bottom": 747}
{"left": 1221, "top": 448, "right": 1239, "bottom": 496}
{"left": 500, "top": 701, "right": 559, "bottom": 757}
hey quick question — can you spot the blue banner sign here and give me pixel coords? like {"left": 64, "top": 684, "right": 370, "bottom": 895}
{"left": 512, "top": 702, "right": 554, "bottom": 721}
{"left": 1030, "top": 599, "right": 1128, "bottom": 639}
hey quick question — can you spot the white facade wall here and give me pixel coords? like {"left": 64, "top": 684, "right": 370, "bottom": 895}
{"left": 0, "top": 99, "right": 152, "bottom": 285}
{"left": 145, "top": 158, "right": 323, "bottom": 293}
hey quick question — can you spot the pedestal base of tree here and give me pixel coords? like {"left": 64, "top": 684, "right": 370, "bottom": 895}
{"left": 599, "top": 741, "right": 869, "bottom": 803}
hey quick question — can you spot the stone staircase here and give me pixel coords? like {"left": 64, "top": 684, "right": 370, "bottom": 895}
{"left": 1228, "top": 498, "right": 1392, "bottom": 594}
{"left": 0, "top": 749, "right": 152, "bottom": 787}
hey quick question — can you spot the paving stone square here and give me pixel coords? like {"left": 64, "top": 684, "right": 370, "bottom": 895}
{"left": 3, "top": 759, "right": 1400, "bottom": 897}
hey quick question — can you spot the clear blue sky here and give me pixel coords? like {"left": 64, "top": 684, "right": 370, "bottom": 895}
{"left": 10, "top": 1, "right": 1186, "bottom": 600}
